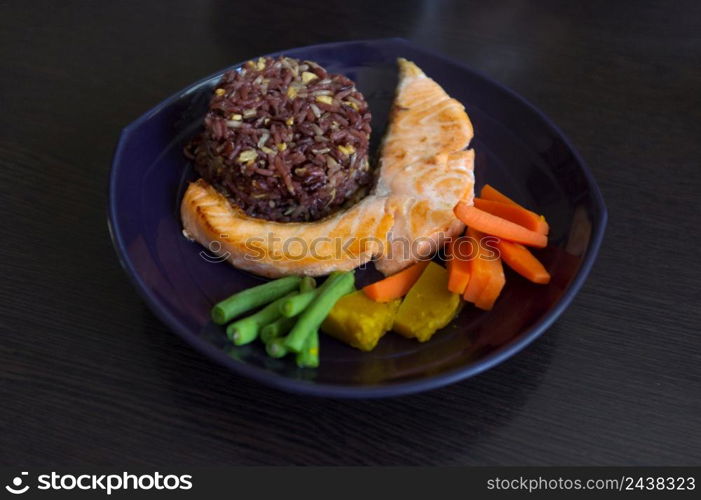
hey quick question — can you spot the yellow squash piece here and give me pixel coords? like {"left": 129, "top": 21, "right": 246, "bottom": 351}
{"left": 321, "top": 291, "right": 401, "bottom": 351}
{"left": 393, "top": 262, "right": 462, "bottom": 342}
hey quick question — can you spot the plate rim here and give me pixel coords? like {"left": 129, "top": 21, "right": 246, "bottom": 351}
{"left": 107, "top": 37, "right": 607, "bottom": 398}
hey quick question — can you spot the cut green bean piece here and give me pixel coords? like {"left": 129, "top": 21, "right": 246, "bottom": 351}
{"left": 226, "top": 291, "right": 297, "bottom": 345}
{"left": 260, "top": 315, "right": 296, "bottom": 344}
{"left": 266, "top": 338, "right": 289, "bottom": 358}
{"left": 284, "top": 271, "right": 354, "bottom": 353}
{"left": 279, "top": 290, "right": 318, "bottom": 318}
{"left": 296, "top": 329, "right": 319, "bottom": 368}
{"left": 211, "top": 276, "right": 301, "bottom": 325}
{"left": 299, "top": 276, "right": 317, "bottom": 293}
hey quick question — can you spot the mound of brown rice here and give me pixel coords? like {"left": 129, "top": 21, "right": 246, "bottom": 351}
{"left": 186, "top": 56, "right": 372, "bottom": 222}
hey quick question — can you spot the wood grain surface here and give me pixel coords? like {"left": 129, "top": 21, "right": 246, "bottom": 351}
{"left": 1, "top": 0, "right": 699, "bottom": 465}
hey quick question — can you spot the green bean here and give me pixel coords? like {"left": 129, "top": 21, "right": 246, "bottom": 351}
{"left": 260, "top": 315, "right": 296, "bottom": 344}
{"left": 295, "top": 330, "right": 319, "bottom": 368}
{"left": 299, "top": 276, "right": 317, "bottom": 293}
{"left": 279, "top": 290, "right": 318, "bottom": 318}
{"left": 226, "top": 291, "right": 297, "bottom": 345}
{"left": 265, "top": 338, "right": 289, "bottom": 358}
{"left": 275, "top": 276, "right": 317, "bottom": 318}
{"left": 284, "top": 271, "right": 354, "bottom": 353}
{"left": 211, "top": 276, "right": 301, "bottom": 325}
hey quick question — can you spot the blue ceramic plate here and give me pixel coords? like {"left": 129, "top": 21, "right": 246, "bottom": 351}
{"left": 109, "top": 38, "right": 606, "bottom": 398}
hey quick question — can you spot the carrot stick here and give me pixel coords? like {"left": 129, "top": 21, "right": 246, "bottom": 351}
{"left": 449, "top": 260, "right": 471, "bottom": 295}
{"left": 474, "top": 198, "right": 549, "bottom": 235}
{"left": 480, "top": 184, "right": 520, "bottom": 207}
{"left": 474, "top": 255, "right": 506, "bottom": 311}
{"left": 480, "top": 185, "right": 549, "bottom": 233}
{"left": 496, "top": 239, "right": 551, "bottom": 284}
{"left": 362, "top": 260, "right": 429, "bottom": 302}
{"left": 446, "top": 237, "right": 471, "bottom": 294}
{"left": 453, "top": 202, "right": 548, "bottom": 248}
{"left": 462, "top": 229, "right": 492, "bottom": 303}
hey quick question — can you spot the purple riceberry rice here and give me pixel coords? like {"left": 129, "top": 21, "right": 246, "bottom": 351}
{"left": 186, "top": 56, "right": 373, "bottom": 222}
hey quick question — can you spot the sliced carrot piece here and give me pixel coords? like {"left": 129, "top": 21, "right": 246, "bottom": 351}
{"left": 362, "top": 260, "right": 429, "bottom": 302}
{"left": 453, "top": 202, "right": 548, "bottom": 248}
{"left": 496, "top": 239, "right": 551, "bottom": 284}
{"left": 463, "top": 229, "right": 492, "bottom": 303}
{"left": 480, "top": 185, "right": 549, "bottom": 233}
{"left": 474, "top": 256, "right": 506, "bottom": 311}
{"left": 474, "top": 198, "right": 549, "bottom": 235}
{"left": 448, "top": 259, "right": 471, "bottom": 294}
{"left": 446, "top": 237, "right": 472, "bottom": 294}
{"left": 480, "top": 184, "right": 520, "bottom": 207}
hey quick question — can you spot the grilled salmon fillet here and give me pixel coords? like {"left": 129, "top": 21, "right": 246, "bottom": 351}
{"left": 181, "top": 58, "right": 474, "bottom": 277}
{"left": 182, "top": 180, "right": 393, "bottom": 277}
{"left": 374, "top": 59, "right": 474, "bottom": 274}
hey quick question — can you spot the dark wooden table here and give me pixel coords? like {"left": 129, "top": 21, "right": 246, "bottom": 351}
{"left": 1, "top": 0, "right": 699, "bottom": 465}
